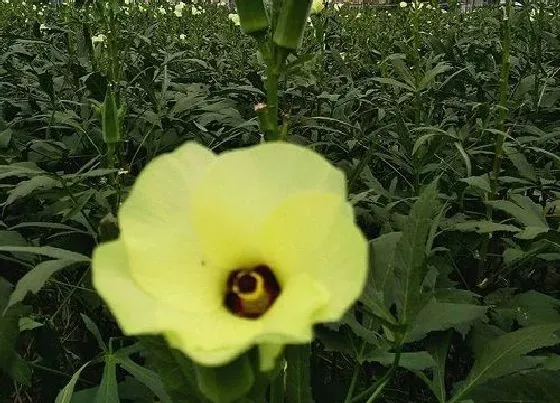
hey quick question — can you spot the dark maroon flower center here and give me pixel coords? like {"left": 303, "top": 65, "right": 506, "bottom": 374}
{"left": 224, "top": 265, "right": 281, "bottom": 319}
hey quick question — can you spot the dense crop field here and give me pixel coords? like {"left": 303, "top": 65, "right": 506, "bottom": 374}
{"left": 1, "top": 1, "right": 560, "bottom": 402}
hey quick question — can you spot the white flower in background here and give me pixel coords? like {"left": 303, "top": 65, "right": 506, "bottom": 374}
{"left": 426, "top": 4, "right": 433, "bottom": 9}
{"left": 91, "top": 34, "right": 107, "bottom": 44}
{"left": 174, "top": 2, "right": 185, "bottom": 17}
{"left": 334, "top": 3, "right": 341, "bottom": 11}
{"left": 39, "top": 23, "right": 49, "bottom": 31}
{"left": 356, "top": 12, "right": 361, "bottom": 18}
{"left": 124, "top": 0, "right": 132, "bottom": 5}
{"left": 159, "top": 6, "right": 166, "bottom": 15}
{"left": 399, "top": 1, "right": 407, "bottom": 7}
{"left": 138, "top": 5, "right": 146, "bottom": 12}
{"left": 529, "top": 8, "right": 536, "bottom": 22}
{"left": 228, "top": 13, "right": 240, "bottom": 26}
{"left": 191, "top": 6, "right": 203, "bottom": 15}
{"left": 310, "top": 0, "right": 324, "bottom": 14}
{"left": 179, "top": 33, "right": 186, "bottom": 40}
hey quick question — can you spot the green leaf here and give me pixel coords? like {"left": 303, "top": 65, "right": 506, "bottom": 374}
{"left": 364, "top": 351, "right": 436, "bottom": 371}
{"left": 423, "top": 332, "right": 452, "bottom": 403}
{"left": 503, "top": 291, "right": 560, "bottom": 326}
{"left": 468, "top": 370, "right": 560, "bottom": 402}
{"left": 419, "top": 62, "right": 453, "bottom": 90}
{"left": 372, "top": 77, "right": 413, "bottom": 91}
{"left": 394, "top": 180, "right": 441, "bottom": 324}
{"left": 0, "top": 277, "right": 31, "bottom": 385}
{"left": 460, "top": 174, "right": 491, "bottom": 193}
{"left": 139, "top": 336, "right": 205, "bottom": 403}
{"left": 116, "top": 357, "right": 172, "bottom": 403}
{"left": 55, "top": 362, "right": 91, "bottom": 403}
{"left": 80, "top": 314, "right": 107, "bottom": 352}
{"left": 285, "top": 344, "right": 313, "bottom": 403}
{"left": 406, "top": 300, "right": 487, "bottom": 342}
{"left": 450, "top": 324, "right": 560, "bottom": 402}
{"left": 450, "top": 220, "right": 520, "bottom": 233}
{"left": 454, "top": 142, "right": 472, "bottom": 177}
{"left": 18, "top": 316, "right": 43, "bottom": 332}
{"left": 5, "top": 260, "right": 76, "bottom": 312}
{"left": 0, "top": 163, "right": 44, "bottom": 179}
{"left": 0, "top": 246, "right": 90, "bottom": 262}
{"left": 4, "top": 175, "right": 60, "bottom": 206}
{"left": 489, "top": 197, "right": 547, "bottom": 228}
{"left": 194, "top": 353, "right": 255, "bottom": 403}
{"left": 9, "top": 221, "right": 89, "bottom": 234}
{"left": 95, "top": 355, "right": 120, "bottom": 403}
{"left": 361, "top": 232, "right": 401, "bottom": 323}
{"left": 504, "top": 145, "right": 537, "bottom": 182}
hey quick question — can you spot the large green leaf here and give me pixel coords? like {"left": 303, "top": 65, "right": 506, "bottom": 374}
{"left": 423, "top": 332, "right": 452, "bottom": 403}
{"left": 139, "top": 336, "right": 206, "bottom": 403}
{"left": 498, "top": 290, "right": 560, "bottom": 327}
{"left": 4, "top": 175, "right": 60, "bottom": 206}
{"left": 95, "top": 355, "right": 120, "bottom": 403}
{"left": 406, "top": 299, "right": 488, "bottom": 342}
{"left": 504, "top": 144, "right": 537, "bottom": 182}
{"left": 360, "top": 232, "right": 401, "bottom": 324}
{"left": 489, "top": 196, "right": 547, "bottom": 228}
{"left": 393, "top": 180, "right": 441, "bottom": 324}
{"left": 5, "top": 260, "right": 76, "bottom": 312}
{"left": 116, "top": 357, "right": 172, "bottom": 403}
{"left": 468, "top": 370, "right": 560, "bottom": 402}
{"left": 450, "top": 324, "right": 560, "bottom": 402}
{"left": 0, "top": 246, "right": 90, "bottom": 262}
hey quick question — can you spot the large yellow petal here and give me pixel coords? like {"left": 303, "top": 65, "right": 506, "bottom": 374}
{"left": 92, "top": 239, "right": 188, "bottom": 334}
{"left": 118, "top": 143, "right": 220, "bottom": 312}
{"left": 93, "top": 239, "right": 262, "bottom": 366}
{"left": 260, "top": 191, "right": 368, "bottom": 322}
{"left": 190, "top": 143, "right": 346, "bottom": 270}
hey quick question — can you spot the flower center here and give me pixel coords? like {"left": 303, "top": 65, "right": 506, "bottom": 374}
{"left": 224, "top": 265, "right": 280, "bottom": 319}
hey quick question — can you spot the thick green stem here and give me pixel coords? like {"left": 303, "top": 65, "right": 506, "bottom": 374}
{"left": 478, "top": 0, "right": 511, "bottom": 281}
{"left": 264, "top": 47, "right": 288, "bottom": 141}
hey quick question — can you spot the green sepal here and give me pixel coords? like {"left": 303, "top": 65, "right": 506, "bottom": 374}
{"left": 273, "top": 0, "right": 313, "bottom": 50}
{"left": 237, "top": 0, "right": 269, "bottom": 35}
{"left": 194, "top": 352, "right": 255, "bottom": 403}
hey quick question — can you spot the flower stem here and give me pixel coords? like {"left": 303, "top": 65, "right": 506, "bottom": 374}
{"left": 264, "top": 46, "right": 288, "bottom": 141}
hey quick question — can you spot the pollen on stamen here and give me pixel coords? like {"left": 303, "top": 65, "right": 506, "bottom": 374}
{"left": 224, "top": 265, "right": 280, "bottom": 319}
